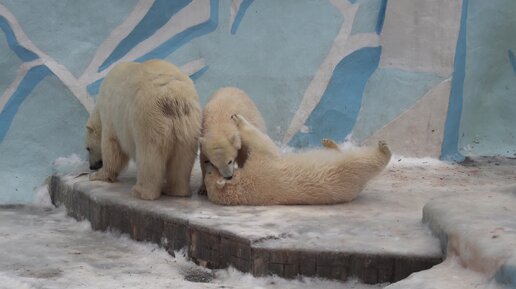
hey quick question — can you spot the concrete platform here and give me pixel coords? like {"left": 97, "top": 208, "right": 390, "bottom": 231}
{"left": 423, "top": 190, "right": 516, "bottom": 288}
{"left": 48, "top": 156, "right": 516, "bottom": 285}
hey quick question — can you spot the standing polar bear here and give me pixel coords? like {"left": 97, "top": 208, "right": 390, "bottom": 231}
{"left": 204, "top": 114, "right": 391, "bottom": 206}
{"left": 85, "top": 59, "right": 201, "bottom": 200}
{"left": 198, "top": 87, "right": 266, "bottom": 194}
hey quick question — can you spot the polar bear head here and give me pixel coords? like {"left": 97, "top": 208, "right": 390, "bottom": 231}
{"left": 84, "top": 109, "right": 103, "bottom": 171}
{"left": 200, "top": 132, "right": 241, "bottom": 180}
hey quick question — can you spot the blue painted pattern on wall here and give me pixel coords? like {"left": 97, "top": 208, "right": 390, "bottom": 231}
{"left": 440, "top": 0, "right": 468, "bottom": 162}
{"left": 0, "top": 73, "right": 88, "bottom": 203}
{"left": 376, "top": 0, "right": 388, "bottom": 34}
{"left": 190, "top": 65, "right": 209, "bottom": 81}
{"left": 509, "top": 50, "right": 516, "bottom": 75}
{"left": 350, "top": 0, "right": 382, "bottom": 35}
{"left": 1, "top": 0, "right": 515, "bottom": 203}
{"left": 164, "top": 0, "right": 342, "bottom": 140}
{"left": 0, "top": 65, "right": 51, "bottom": 141}
{"left": 290, "top": 46, "right": 381, "bottom": 147}
{"left": 0, "top": 16, "right": 38, "bottom": 61}
{"left": 1, "top": 0, "right": 138, "bottom": 77}
{"left": 86, "top": 78, "right": 103, "bottom": 97}
{"left": 136, "top": 0, "right": 219, "bottom": 63}
{"left": 458, "top": 0, "right": 516, "bottom": 157}
{"left": 231, "top": 0, "right": 255, "bottom": 34}
{"left": 98, "top": 0, "right": 192, "bottom": 72}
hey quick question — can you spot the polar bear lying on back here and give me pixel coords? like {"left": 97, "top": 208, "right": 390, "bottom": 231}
{"left": 85, "top": 59, "right": 201, "bottom": 200}
{"left": 204, "top": 114, "right": 391, "bottom": 205}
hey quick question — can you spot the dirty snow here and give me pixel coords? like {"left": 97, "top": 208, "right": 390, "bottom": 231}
{"left": 385, "top": 257, "right": 508, "bottom": 289}
{"left": 422, "top": 190, "right": 516, "bottom": 285}
{"left": 0, "top": 206, "right": 382, "bottom": 289}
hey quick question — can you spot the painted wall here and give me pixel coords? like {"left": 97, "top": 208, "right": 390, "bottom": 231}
{"left": 0, "top": 0, "right": 515, "bottom": 203}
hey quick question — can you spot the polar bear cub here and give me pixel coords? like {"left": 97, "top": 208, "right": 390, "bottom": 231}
{"left": 85, "top": 59, "right": 201, "bottom": 200}
{"left": 204, "top": 114, "right": 392, "bottom": 205}
{"left": 198, "top": 87, "right": 267, "bottom": 194}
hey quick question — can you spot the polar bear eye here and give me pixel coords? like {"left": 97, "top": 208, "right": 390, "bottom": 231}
{"left": 228, "top": 160, "right": 233, "bottom": 165}
{"left": 86, "top": 147, "right": 91, "bottom": 152}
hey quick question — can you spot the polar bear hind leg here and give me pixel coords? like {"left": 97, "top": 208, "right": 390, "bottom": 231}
{"left": 133, "top": 144, "right": 167, "bottom": 200}
{"left": 230, "top": 114, "right": 280, "bottom": 158}
{"left": 163, "top": 140, "right": 197, "bottom": 197}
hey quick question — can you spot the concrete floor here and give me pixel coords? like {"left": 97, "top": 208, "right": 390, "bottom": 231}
{"left": 45, "top": 154, "right": 516, "bottom": 288}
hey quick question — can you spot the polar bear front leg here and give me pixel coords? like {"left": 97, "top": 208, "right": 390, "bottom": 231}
{"left": 230, "top": 114, "right": 280, "bottom": 158}
{"left": 133, "top": 145, "right": 166, "bottom": 200}
{"left": 197, "top": 151, "right": 209, "bottom": 195}
{"left": 90, "top": 131, "right": 128, "bottom": 183}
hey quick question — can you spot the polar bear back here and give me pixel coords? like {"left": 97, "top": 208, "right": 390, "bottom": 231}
{"left": 97, "top": 60, "right": 201, "bottom": 158}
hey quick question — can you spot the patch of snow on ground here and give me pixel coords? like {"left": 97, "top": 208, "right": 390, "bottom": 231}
{"left": 31, "top": 184, "right": 52, "bottom": 207}
{"left": 0, "top": 206, "right": 383, "bottom": 289}
{"left": 385, "top": 257, "right": 508, "bottom": 289}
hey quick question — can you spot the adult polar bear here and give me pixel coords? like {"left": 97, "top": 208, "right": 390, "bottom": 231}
{"left": 204, "top": 114, "right": 391, "bottom": 205}
{"left": 85, "top": 59, "right": 201, "bottom": 200}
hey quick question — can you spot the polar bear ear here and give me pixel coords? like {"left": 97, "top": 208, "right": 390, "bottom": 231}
{"left": 231, "top": 132, "right": 241, "bottom": 150}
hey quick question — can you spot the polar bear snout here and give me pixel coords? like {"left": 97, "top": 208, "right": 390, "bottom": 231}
{"left": 89, "top": 160, "right": 103, "bottom": 171}
{"left": 219, "top": 166, "right": 234, "bottom": 180}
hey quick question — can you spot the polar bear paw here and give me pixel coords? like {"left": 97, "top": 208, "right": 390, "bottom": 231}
{"left": 132, "top": 185, "right": 160, "bottom": 201}
{"left": 378, "top": 140, "right": 390, "bottom": 155}
{"left": 230, "top": 114, "right": 248, "bottom": 128}
{"left": 321, "top": 138, "right": 340, "bottom": 151}
{"left": 216, "top": 179, "right": 226, "bottom": 190}
{"left": 89, "top": 170, "right": 116, "bottom": 183}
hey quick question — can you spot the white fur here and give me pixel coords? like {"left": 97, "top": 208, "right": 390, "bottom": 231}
{"left": 204, "top": 114, "right": 391, "bottom": 205}
{"left": 85, "top": 59, "right": 201, "bottom": 200}
{"left": 199, "top": 87, "right": 266, "bottom": 193}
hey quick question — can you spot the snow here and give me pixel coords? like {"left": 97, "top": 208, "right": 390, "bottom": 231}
{"left": 51, "top": 153, "right": 88, "bottom": 175}
{"left": 51, "top": 153, "right": 84, "bottom": 168}
{"left": 385, "top": 257, "right": 508, "bottom": 289}
{"left": 0, "top": 206, "right": 382, "bottom": 289}
{"left": 422, "top": 191, "right": 516, "bottom": 286}
{"left": 31, "top": 184, "right": 52, "bottom": 208}
{"left": 4, "top": 148, "right": 512, "bottom": 289}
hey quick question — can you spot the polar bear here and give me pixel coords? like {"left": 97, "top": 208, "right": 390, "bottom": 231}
{"left": 85, "top": 59, "right": 201, "bottom": 200}
{"left": 198, "top": 87, "right": 267, "bottom": 194}
{"left": 203, "top": 114, "right": 391, "bottom": 205}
